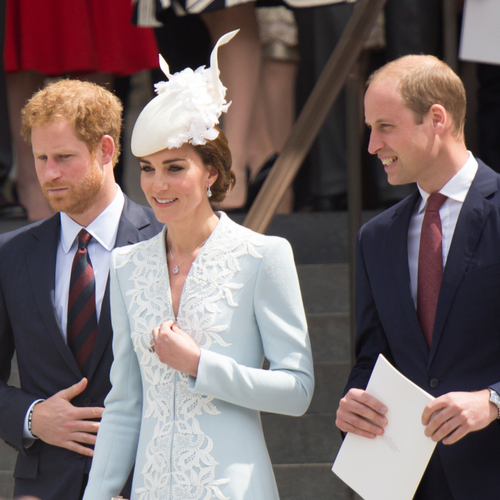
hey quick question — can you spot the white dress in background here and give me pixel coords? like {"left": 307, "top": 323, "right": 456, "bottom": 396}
{"left": 83, "top": 212, "right": 314, "bottom": 500}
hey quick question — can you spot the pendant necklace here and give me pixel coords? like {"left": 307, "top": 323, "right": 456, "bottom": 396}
{"left": 169, "top": 238, "right": 209, "bottom": 275}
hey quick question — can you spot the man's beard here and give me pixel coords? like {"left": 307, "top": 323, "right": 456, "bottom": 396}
{"left": 42, "top": 162, "right": 105, "bottom": 215}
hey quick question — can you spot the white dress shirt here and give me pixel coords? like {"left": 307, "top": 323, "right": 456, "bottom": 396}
{"left": 408, "top": 152, "right": 478, "bottom": 306}
{"left": 55, "top": 186, "right": 125, "bottom": 336}
{"left": 24, "top": 186, "right": 125, "bottom": 439}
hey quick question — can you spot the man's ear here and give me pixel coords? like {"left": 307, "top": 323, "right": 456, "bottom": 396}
{"left": 429, "top": 104, "right": 447, "bottom": 134}
{"left": 99, "top": 135, "right": 115, "bottom": 165}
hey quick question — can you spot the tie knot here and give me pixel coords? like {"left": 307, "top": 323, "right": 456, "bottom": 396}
{"left": 426, "top": 193, "right": 447, "bottom": 213}
{"left": 77, "top": 229, "right": 92, "bottom": 249}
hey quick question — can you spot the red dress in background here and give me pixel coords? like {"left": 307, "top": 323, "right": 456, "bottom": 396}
{"left": 4, "top": 0, "right": 159, "bottom": 75}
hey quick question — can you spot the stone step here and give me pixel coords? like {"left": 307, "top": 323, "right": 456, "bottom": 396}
{"left": 273, "top": 464, "right": 356, "bottom": 500}
{"left": 298, "top": 264, "right": 349, "bottom": 314}
{"left": 260, "top": 362, "right": 348, "bottom": 462}
{"left": 229, "top": 210, "right": 381, "bottom": 265}
{"left": 262, "top": 412, "right": 342, "bottom": 465}
{"left": 264, "top": 315, "right": 350, "bottom": 414}
{"left": 308, "top": 361, "right": 350, "bottom": 414}
{"left": 308, "top": 312, "right": 350, "bottom": 364}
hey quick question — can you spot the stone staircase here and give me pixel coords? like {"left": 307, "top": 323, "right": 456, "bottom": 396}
{"left": 236, "top": 211, "right": 373, "bottom": 500}
{"left": 266, "top": 263, "right": 353, "bottom": 500}
{"left": 257, "top": 213, "right": 363, "bottom": 500}
{"left": 0, "top": 211, "right": 372, "bottom": 500}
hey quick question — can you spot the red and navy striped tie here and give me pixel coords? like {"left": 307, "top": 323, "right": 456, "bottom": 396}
{"left": 67, "top": 229, "right": 97, "bottom": 376}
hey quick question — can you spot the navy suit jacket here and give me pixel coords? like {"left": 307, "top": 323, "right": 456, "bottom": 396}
{"left": 0, "top": 196, "right": 163, "bottom": 500}
{"left": 344, "top": 160, "right": 500, "bottom": 499}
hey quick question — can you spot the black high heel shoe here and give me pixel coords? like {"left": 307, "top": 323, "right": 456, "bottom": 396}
{"left": 244, "top": 153, "right": 278, "bottom": 212}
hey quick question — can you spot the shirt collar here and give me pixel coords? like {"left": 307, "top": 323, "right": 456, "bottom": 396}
{"left": 60, "top": 185, "right": 125, "bottom": 253}
{"left": 416, "top": 151, "right": 478, "bottom": 213}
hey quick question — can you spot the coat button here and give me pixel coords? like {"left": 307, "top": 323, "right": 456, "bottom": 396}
{"left": 82, "top": 398, "right": 92, "bottom": 407}
{"left": 429, "top": 378, "right": 439, "bottom": 388}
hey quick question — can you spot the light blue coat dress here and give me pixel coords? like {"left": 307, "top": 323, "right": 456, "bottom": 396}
{"left": 83, "top": 212, "right": 314, "bottom": 500}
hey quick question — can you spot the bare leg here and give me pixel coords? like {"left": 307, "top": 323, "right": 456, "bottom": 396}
{"left": 246, "top": 57, "right": 298, "bottom": 213}
{"left": 6, "top": 71, "right": 53, "bottom": 221}
{"left": 246, "top": 87, "right": 274, "bottom": 179}
{"left": 82, "top": 72, "right": 114, "bottom": 91}
{"left": 247, "top": 58, "right": 298, "bottom": 175}
{"left": 262, "top": 59, "right": 298, "bottom": 213}
{"left": 262, "top": 58, "right": 298, "bottom": 154}
{"left": 201, "top": 3, "right": 262, "bottom": 209}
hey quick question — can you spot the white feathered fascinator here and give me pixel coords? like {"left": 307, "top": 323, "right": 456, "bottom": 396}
{"left": 131, "top": 30, "right": 238, "bottom": 157}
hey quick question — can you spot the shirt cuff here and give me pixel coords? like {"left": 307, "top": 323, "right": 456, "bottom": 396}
{"left": 23, "top": 399, "right": 44, "bottom": 440}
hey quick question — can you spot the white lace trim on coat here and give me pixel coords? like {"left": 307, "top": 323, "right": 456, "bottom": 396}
{"left": 115, "top": 216, "right": 263, "bottom": 499}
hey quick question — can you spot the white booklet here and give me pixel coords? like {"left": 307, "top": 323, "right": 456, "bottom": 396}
{"left": 332, "top": 354, "right": 436, "bottom": 500}
{"left": 459, "top": 0, "right": 500, "bottom": 65}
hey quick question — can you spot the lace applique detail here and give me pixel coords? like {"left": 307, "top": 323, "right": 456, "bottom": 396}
{"left": 118, "top": 216, "right": 263, "bottom": 499}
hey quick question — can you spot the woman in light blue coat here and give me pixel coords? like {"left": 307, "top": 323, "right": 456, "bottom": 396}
{"left": 83, "top": 31, "right": 314, "bottom": 500}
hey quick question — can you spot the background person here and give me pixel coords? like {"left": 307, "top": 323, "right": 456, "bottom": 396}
{"left": 4, "top": 0, "right": 159, "bottom": 221}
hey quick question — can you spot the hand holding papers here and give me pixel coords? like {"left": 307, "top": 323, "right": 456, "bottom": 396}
{"left": 332, "top": 355, "right": 436, "bottom": 500}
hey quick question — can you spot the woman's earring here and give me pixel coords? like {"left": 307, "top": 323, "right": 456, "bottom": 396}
{"left": 207, "top": 184, "right": 212, "bottom": 198}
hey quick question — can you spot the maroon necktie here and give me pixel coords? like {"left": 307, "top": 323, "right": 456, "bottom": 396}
{"left": 417, "top": 193, "right": 448, "bottom": 346}
{"left": 67, "top": 229, "right": 97, "bottom": 375}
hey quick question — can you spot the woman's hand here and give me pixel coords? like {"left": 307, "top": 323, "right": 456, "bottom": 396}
{"left": 151, "top": 320, "right": 200, "bottom": 377}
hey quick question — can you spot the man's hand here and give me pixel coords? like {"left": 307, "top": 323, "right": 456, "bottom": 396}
{"left": 422, "top": 389, "right": 497, "bottom": 445}
{"left": 336, "top": 388, "right": 388, "bottom": 438}
{"left": 31, "top": 378, "right": 104, "bottom": 457}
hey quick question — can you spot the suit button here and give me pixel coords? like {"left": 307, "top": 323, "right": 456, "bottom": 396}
{"left": 82, "top": 398, "right": 92, "bottom": 407}
{"left": 429, "top": 378, "right": 439, "bottom": 388}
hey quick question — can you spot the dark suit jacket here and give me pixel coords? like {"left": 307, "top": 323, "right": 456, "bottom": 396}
{"left": 344, "top": 160, "right": 500, "bottom": 499}
{"left": 0, "top": 196, "right": 163, "bottom": 500}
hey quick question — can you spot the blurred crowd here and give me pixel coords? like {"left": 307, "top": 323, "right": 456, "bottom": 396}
{"left": 1, "top": 0, "right": 497, "bottom": 221}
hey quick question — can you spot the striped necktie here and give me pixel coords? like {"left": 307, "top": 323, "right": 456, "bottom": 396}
{"left": 67, "top": 229, "right": 97, "bottom": 375}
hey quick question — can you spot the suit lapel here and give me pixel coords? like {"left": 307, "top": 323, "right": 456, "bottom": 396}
{"left": 26, "top": 216, "right": 83, "bottom": 378}
{"left": 115, "top": 196, "right": 159, "bottom": 247}
{"left": 388, "top": 191, "right": 431, "bottom": 357}
{"left": 429, "top": 162, "right": 498, "bottom": 363}
{"left": 87, "top": 197, "right": 157, "bottom": 378}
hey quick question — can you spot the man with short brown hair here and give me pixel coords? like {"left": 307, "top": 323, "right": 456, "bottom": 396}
{"left": 336, "top": 55, "right": 500, "bottom": 499}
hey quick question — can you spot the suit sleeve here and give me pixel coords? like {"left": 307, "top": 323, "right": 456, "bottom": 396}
{"left": 83, "top": 251, "right": 142, "bottom": 500}
{"left": 343, "top": 226, "right": 395, "bottom": 394}
{"left": 0, "top": 243, "right": 40, "bottom": 453}
{"left": 190, "top": 237, "right": 315, "bottom": 417}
